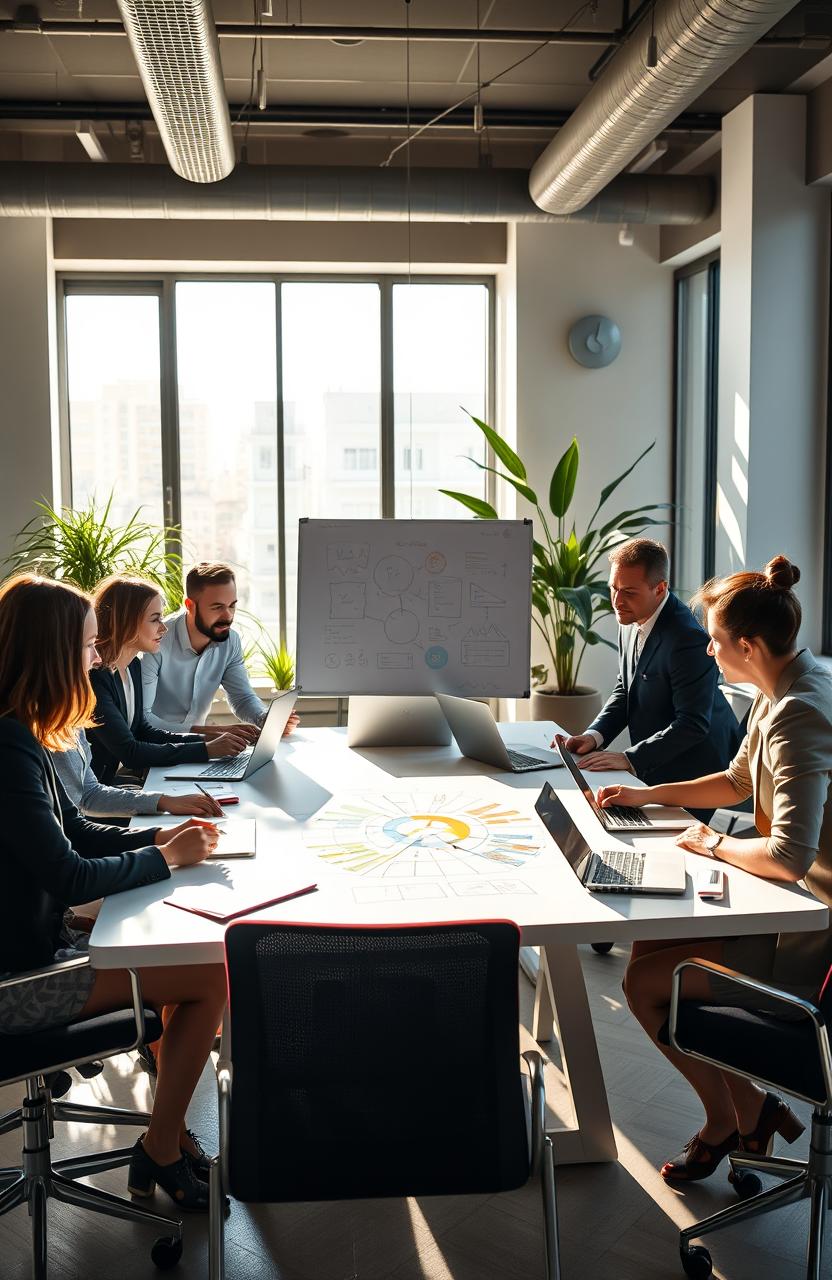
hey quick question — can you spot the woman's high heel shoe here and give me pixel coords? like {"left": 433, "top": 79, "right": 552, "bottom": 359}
{"left": 128, "top": 1136, "right": 209, "bottom": 1213}
{"left": 735, "top": 1091, "right": 805, "bottom": 1160}
{"left": 661, "top": 1129, "right": 740, "bottom": 1183}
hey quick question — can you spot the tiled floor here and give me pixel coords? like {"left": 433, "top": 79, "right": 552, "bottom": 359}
{"left": 0, "top": 945, "right": 820, "bottom": 1279}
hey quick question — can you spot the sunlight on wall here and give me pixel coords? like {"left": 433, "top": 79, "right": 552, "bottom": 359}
{"left": 730, "top": 455, "right": 748, "bottom": 506}
{"left": 716, "top": 482, "right": 746, "bottom": 563}
{"left": 733, "top": 392, "right": 749, "bottom": 462}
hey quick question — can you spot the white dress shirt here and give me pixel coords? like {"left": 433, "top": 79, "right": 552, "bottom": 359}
{"left": 589, "top": 591, "right": 669, "bottom": 748}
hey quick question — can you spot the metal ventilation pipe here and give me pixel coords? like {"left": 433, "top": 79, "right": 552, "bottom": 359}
{"left": 0, "top": 163, "right": 714, "bottom": 224}
{"left": 529, "top": 0, "right": 802, "bottom": 216}
{"left": 116, "top": 0, "right": 234, "bottom": 184}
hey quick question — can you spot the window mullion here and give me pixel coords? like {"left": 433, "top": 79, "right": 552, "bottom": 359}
{"left": 275, "top": 280, "right": 287, "bottom": 648}
{"left": 379, "top": 278, "right": 395, "bottom": 518}
{"left": 159, "top": 278, "right": 182, "bottom": 565}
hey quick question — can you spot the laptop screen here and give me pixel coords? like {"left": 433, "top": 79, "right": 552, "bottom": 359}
{"left": 534, "top": 783, "right": 593, "bottom": 879}
{"left": 554, "top": 737, "right": 606, "bottom": 818}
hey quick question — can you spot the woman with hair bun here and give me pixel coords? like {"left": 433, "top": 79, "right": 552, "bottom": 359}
{"left": 597, "top": 556, "right": 832, "bottom": 1184}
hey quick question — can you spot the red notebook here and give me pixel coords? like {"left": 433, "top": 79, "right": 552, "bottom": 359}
{"left": 164, "top": 880, "right": 317, "bottom": 924}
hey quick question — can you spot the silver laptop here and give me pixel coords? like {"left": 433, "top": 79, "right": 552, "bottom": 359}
{"left": 165, "top": 689, "right": 299, "bottom": 782}
{"left": 348, "top": 696, "right": 452, "bottom": 748}
{"left": 435, "top": 693, "right": 563, "bottom": 773}
{"left": 555, "top": 736, "right": 690, "bottom": 832}
{"left": 535, "top": 783, "right": 686, "bottom": 895}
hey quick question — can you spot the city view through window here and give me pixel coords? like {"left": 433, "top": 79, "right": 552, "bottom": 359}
{"left": 65, "top": 280, "right": 490, "bottom": 653}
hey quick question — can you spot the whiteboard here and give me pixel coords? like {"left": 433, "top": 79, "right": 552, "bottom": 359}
{"left": 296, "top": 519, "right": 532, "bottom": 697}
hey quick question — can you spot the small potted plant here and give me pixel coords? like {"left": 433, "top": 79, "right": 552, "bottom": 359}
{"left": 258, "top": 637, "right": 296, "bottom": 694}
{"left": 441, "top": 415, "right": 669, "bottom": 735}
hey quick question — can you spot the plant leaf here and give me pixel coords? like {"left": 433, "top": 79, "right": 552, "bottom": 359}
{"left": 463, "top": 409, "right": 526, "bottom": 480}
{"left": 549, "top": 438, "right": 579, "bottom": 519}
{"left": 467, "top": 459, "right": 538, "bottom": 505}
{"left": 438, "top": 490, "right": 498, "bottom": 519}
{"left": 557, "top": 585, "right": 593, "bottom": 631}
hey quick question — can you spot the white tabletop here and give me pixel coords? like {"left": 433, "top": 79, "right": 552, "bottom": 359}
{"left": 89, "top": 723, "right": 828, "bottom": 968}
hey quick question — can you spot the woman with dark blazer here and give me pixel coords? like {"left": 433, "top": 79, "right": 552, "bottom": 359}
{"left": 87, "top": 576, "right": 245, "bottom": 784}
{"left": 0, "top": 574, "right": 227, "bottom": 1210}
{"left": 598, "top": 556, "right": 832, "bottom": 1185}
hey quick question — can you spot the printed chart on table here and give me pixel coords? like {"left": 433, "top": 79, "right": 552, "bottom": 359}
{"left": 304, "top": 789, "right": 545, "bottom": 904}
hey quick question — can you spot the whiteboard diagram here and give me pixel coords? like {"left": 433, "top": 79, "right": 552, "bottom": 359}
{"left": 296, "top": 519, "right": 532, "bottom": 695}
{"left": 304, "top": 789, "right": 544, "bottom": 881}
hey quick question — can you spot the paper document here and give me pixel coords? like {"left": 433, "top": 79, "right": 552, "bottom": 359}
{"left": 164, "top": 878, "right": 317, "bottom": 924}
{"left": 206, "top": 819, "right": 257, "bottom": 859}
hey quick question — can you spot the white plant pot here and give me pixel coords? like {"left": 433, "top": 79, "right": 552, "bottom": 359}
{"left": 529, "top": 687, "right": 602, "bottom": 737}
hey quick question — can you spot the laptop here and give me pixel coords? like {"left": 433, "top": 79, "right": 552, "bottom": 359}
{"left": 347, "top": 695, "right": 452, "bottom": 748}
{"left": 554, "top": 736, "right": 691, "bottom": 833}
{"left": 164, "top": 689, "right": 299, "bottom": 782}
{"left": 435, "top": 692, "right": 564, "bottom": 773}
{"left": 535, "top": 783, "right": 687, "bottom": 895}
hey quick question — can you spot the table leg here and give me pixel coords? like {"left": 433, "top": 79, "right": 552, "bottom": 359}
{"left": 539, "top": 943, "right": 618, "bottom": 1165}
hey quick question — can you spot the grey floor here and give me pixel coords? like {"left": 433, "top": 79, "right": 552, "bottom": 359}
{"left": 0, "top": 945, "right": 821, "bottom": 1280}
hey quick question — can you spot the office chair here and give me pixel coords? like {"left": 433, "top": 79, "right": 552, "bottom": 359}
{"left": 668, "top": 957, "right": 832, "bottom": 1280}
{"left": 0, "top": 955, "right": 183, "bottom": 1279}
{"left": 209, "top": 920, "right": 560, "bottom": 1280}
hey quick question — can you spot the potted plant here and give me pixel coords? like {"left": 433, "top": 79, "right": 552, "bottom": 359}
{"left": 258, "top": 637, "right": 296, "bottom": 693}
{"left": 440, "top": 416, "right": 669, "bottom": 735}
{"left": 5, "top": 494, "right": 184, "bottom": 606}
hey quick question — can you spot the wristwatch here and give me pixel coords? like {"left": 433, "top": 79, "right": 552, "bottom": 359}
{"left": 703, "top": 831, "right": 724, "bottom": 854}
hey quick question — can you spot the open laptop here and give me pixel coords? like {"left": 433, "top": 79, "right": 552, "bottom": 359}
{"left": 348, "top": 695, "right": 452, "bottom": 748}
{"left": 164, "top": 689, "right": 299, "bottom": 782}
{"left": 535, "top": 782, "right": 687, "bottom": 894}
{"left": 435, "top": 692, "right": 563, "bottom": 773}
{"left": 555, "top": 736, "right": 690, "bottom": 833}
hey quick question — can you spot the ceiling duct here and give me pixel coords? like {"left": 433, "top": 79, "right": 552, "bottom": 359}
{"left": 116, "top": 0, "right": 234, "bottom": 184}
{"left": 529, "top": 0, "right": 802, "bottom": 216}
{"left": 0, "top": 163, "right": 714, "bottom": 225}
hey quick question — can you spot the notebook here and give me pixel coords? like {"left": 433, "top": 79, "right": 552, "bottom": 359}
{"left": 164, "top": 878, "right": 317, "bottom": 924}
{"left": 206, "top": 819, "right": 257, "bottom": 860}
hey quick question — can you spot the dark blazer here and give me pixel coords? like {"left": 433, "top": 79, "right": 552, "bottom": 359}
{"left": 0, "top": 717, "right": 169, "bottom": 975}
{"left": 88, "top": 658, "right": 209, "bottom": 785}
{"left": 587, "top": 591, "right": 742, "bottom": 785}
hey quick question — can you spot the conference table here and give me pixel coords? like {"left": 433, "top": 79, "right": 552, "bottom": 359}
{"left": 89, "top": 721, "right": 829, "bottom": 1166}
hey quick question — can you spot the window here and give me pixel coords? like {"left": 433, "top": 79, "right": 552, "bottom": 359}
{"left": 673, "top": 256, "right": 719, "bottom": 599}
{"left": 61, "top": 275, "right": 493, "bottom": 650}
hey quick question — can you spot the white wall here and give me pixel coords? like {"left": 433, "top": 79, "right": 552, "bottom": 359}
{"left": 510, "top": 221, "right": 674, "bottom": 702}
{"left": 0, "top": 217, "right": 59, "bottom": 561}
{"left": 716, "top": 95, "right": 829, "bottom": 649}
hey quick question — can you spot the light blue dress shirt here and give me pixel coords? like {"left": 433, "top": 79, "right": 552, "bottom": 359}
{"left": 51, "top": 731, "right": 163, "bottom": 817}
{"left": 141, "top": 610, "right": 267, "bottom": 733}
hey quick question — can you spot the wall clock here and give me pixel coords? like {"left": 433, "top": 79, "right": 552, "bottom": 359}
{"left": 568, "top": 315, "right": 622, "bottom": 369}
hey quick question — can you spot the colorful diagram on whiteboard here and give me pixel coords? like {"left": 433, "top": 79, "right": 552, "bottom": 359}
{"left": 305, "top": 790, "right": 543, "bottom": 879}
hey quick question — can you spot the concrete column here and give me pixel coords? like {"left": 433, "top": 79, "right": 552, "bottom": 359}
{"left": 0, "top": 217, "right": 59, "bottom": 563}
{"left": 716, "top": 95, "right": 829, "bottom": 646}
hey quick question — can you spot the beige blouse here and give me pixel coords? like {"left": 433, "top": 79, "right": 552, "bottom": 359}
{"left": 725, "top": 649, "right": 832, "bottom": 991}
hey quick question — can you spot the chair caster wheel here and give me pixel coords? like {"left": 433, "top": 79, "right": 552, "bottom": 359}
{"left": 43, "top": 1070, "right": 73, "bottom": 1099}
{"left": 680, "top": 1245, "right": 712, "bottom": 1279}
{"left": 591, "top": 942, "right": 614, "bottom": 955}
{"left": 151, "top": 1235, "right": 183, "bottom": 1270}
{"left": 731, "top": 1169, "right": 763, "bottom": 1199}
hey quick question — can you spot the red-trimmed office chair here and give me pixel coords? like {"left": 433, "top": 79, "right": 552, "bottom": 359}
{"left": 209, "top": 920, "right": 560, "bottom": 1280}
{"left": 669, "top": 957, "right": 832, "bottom": 1280}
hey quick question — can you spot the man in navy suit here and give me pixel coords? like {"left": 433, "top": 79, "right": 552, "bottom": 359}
{"left": 563, "top": 539, "right": 741, "bottom": 784}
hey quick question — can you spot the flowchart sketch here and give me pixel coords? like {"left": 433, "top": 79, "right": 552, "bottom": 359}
{"left": 330, "top": 582, "right": 366, "bottom": 619}
{"left": 304, "top": 790, "right": 544, "bottom": 880}
{"left": 327, "top": 542, "right": 370, "bottom": 575}
{"left": 296, "top": 519, "right": 532, "bottom": 695}
{"left": 461, "top": 624, "right": 510, "bottom": 666}
{"left": 428, "top": 578, "right": 462, "bottom": 618}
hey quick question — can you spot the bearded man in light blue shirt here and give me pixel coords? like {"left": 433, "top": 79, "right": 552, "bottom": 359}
{"left": 142, "top": 562, "right": 299, "bottom": 743}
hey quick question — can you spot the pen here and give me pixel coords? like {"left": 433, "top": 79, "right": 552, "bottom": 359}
{"left": 195, "top": 782, "right": 224, "bottom": 818}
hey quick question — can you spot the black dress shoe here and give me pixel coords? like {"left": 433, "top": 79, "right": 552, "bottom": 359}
{"left": 127, "top": 1137, "right": 209, "bottom": 1213}
{"left": 737, "top": 1092, "right": 805, "bottom": 1158}
{"left": 661, "top": 1129, "right": 739, "bottom": 1183}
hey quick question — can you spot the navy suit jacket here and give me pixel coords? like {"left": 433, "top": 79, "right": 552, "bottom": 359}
{"left": 587, "top": 591, "right": 742, "bottom": 785}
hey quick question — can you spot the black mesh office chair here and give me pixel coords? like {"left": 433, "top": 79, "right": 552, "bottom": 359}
{"left": 668, "top": 957, "right": 832, "bottom": 1280}
{"left": 209, "top": 920, "right": 560, "bottom": 1280}
{"left": 0, "top": 955, "right": 183, "bottom": 1278}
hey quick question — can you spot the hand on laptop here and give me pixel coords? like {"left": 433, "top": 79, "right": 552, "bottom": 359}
{"left": 596, "top": 784, "right": 642, "bottom": 809}
{"left": 282, "top": 712, "right": 300, "bottom": 737}
{"left": 552, "top": 732, "right": 596, "bottom": 754}
{"left": 206, "top": 731, "right": 247, "bottom": 758}
{"left": 195, "top": 721, "right": 260, "bottom": 746}
{"left": 575, "top": 750, "right": 634, "bottom": 774}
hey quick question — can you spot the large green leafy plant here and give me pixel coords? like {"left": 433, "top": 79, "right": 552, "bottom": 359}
{"left": 441, "top": 416, "right": 669, "bottom": 694}
{"left": 5, "top": 495, "right": 184, "bottom": 608}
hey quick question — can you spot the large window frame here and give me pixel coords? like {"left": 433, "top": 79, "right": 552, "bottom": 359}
{"left": 58, "top": 272, "right": 496, "bottom": 646}
{"left": 672, "top": 252, "right": 720, "bottom": 594}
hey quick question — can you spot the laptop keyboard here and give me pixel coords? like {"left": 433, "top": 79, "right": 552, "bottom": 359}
{"left": 200, "top": 753, "right": 251, "bottom": 779}
{"left": 590, "top": 849, "right": 645, "bottom": 888}
{"left": 506, "top": 749, "right": 550, "bottom": 770}
{"left": 604, "top": 804, "right": 649, "bottom": 828}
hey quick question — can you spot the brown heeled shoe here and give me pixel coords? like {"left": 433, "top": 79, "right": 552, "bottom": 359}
{"left": 661, "top": 1129, "right": 740, "bottom": 1184}
{"left": 735, "top": 1092, "right": 805, "bottom": 1160}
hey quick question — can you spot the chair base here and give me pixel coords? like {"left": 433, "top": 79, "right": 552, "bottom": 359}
{"left": 0, "top": 1077, "right": 182, "bottom": 1280}
{"left": 679, "top": 1108, "right": 832, "bottom": 1280}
